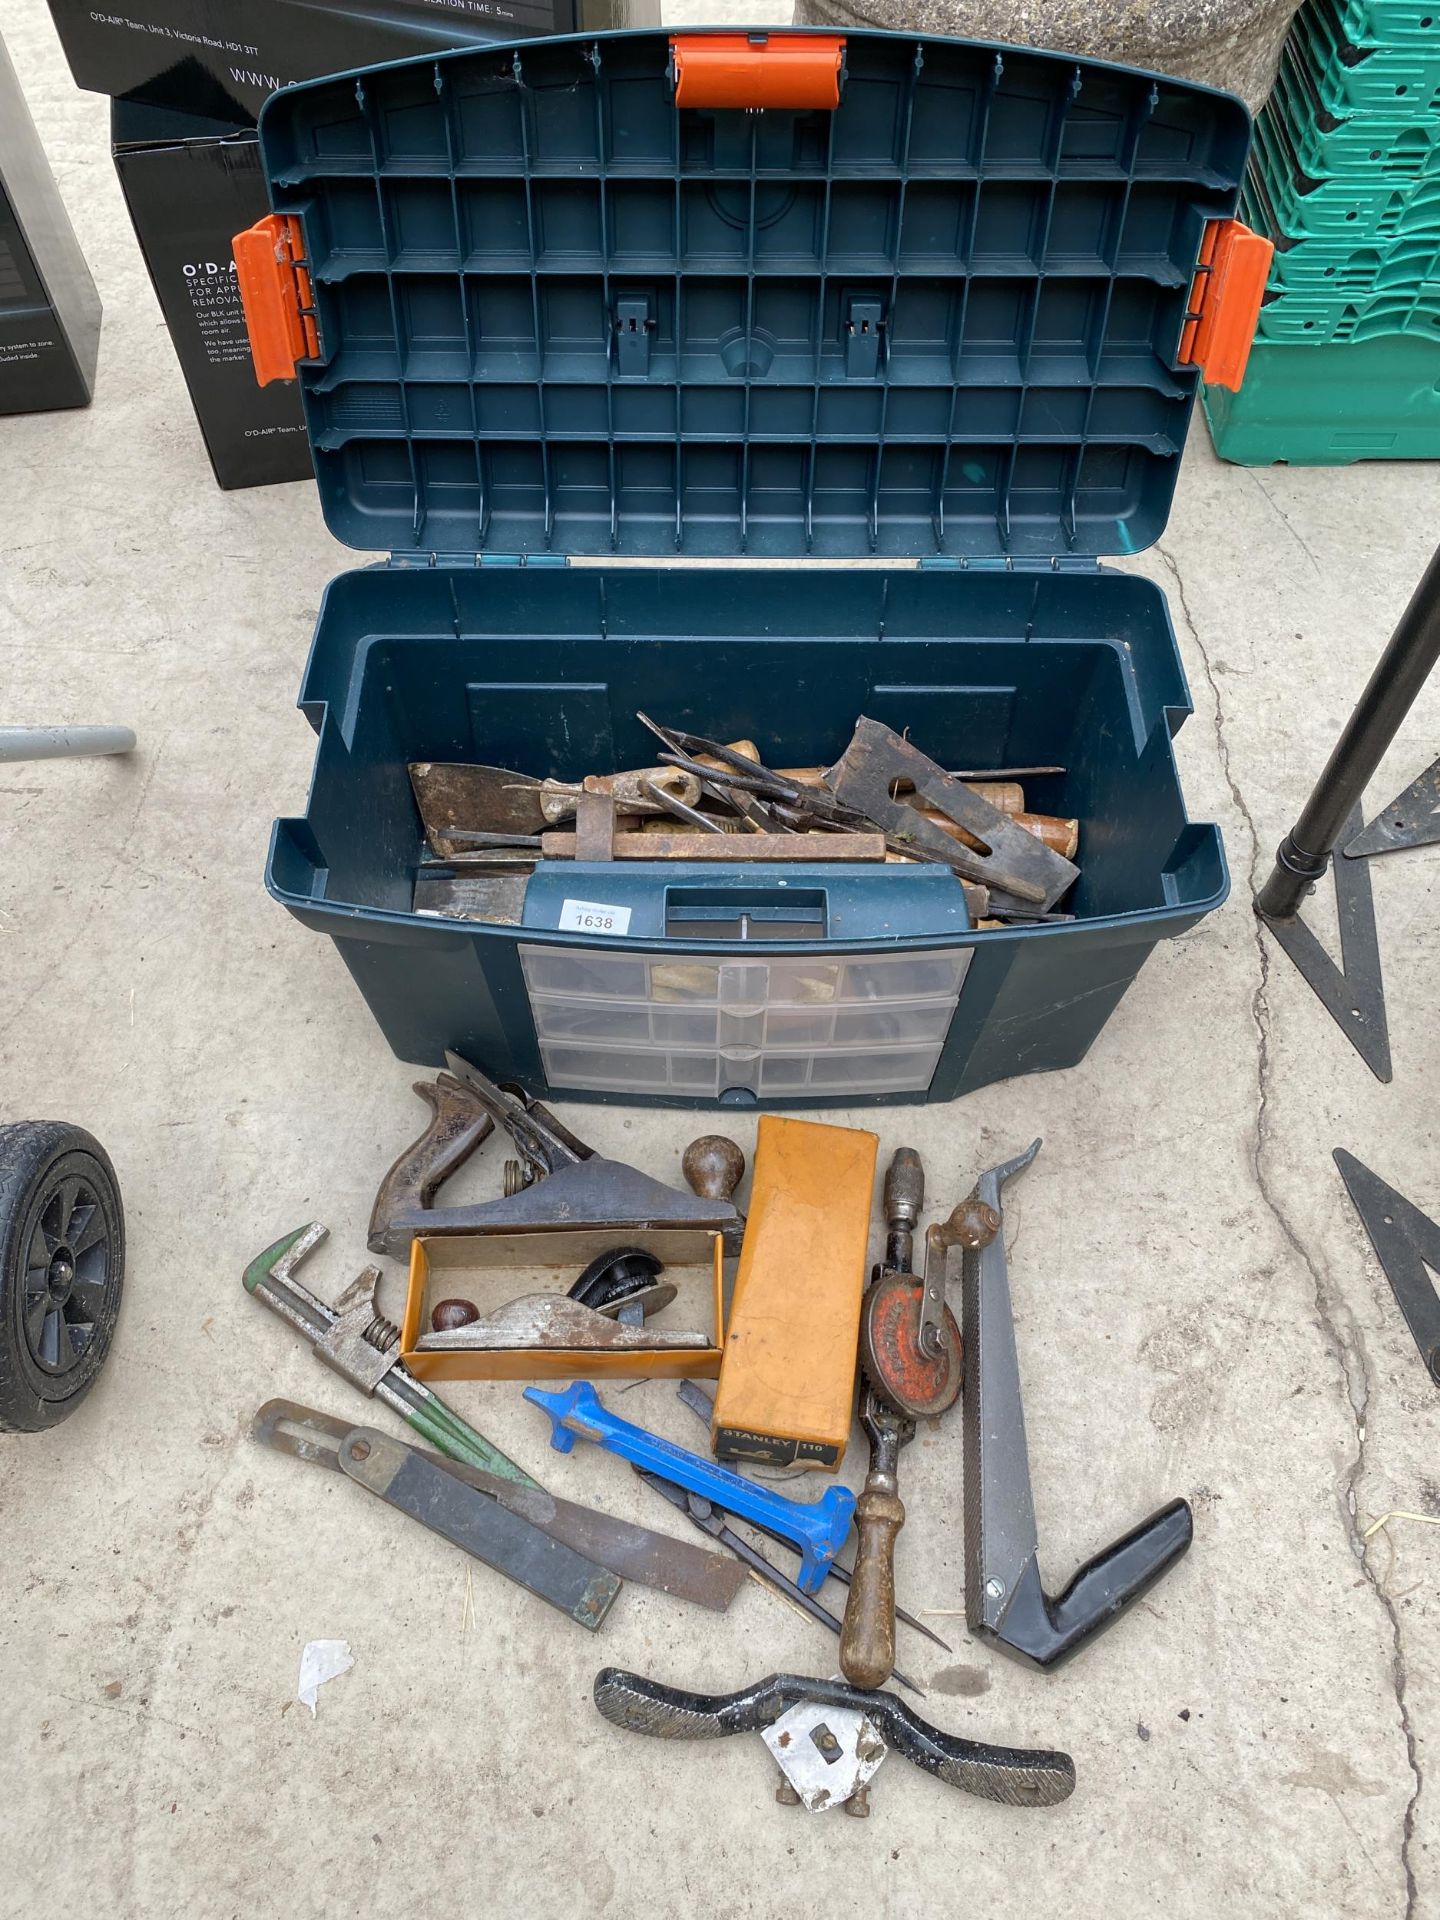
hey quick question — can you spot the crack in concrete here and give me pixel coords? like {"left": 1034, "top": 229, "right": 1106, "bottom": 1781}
{"left": 1156, "top": 542, "right": 1423, "bottom": 1917}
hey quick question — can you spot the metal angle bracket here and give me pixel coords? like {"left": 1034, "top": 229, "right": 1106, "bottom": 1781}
{"left": 1334, "top": 1150, "right": 1440, "bottom": 1389}
{"left": 1259, "top": 804, "right": 1392, "bottom": 1082}
{"left": 1344, "top": 754, "right": 1440, "bottom": 859}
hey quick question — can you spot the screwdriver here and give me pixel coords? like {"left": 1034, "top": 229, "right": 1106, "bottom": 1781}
{"left": 636, "top": 1469, "right": 925, "bottom": 1698}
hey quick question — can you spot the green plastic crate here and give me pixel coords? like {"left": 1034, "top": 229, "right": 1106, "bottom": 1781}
{"left": 1265, "top": 231, "right": 1440, "bottom": 288}
{"left": 1203, "top": 333, "right": 1440, "bottom": 461}
{"left": 1255, "top": 284, "right": 1440, "bottom": 337}
{"left": 1249, "top": 111, "right": 1440, "bottom": 232}
{"left": 1334, "top": 0, "right": 1440, "bottom": 41}
{"left": 1265, "top": 61, "right": 1440, "bottom": 179}
{"left": 1294, "top": 0, "right": 1440, "bottom": 104}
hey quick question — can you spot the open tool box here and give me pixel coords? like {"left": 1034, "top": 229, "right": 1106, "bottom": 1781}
{"left": 242, "top": 26, "right": 1266, "bottom": 1107}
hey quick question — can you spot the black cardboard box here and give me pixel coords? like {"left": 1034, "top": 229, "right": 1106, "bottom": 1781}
{"left": 112, "top": 101, "right": 311, "bottom": 489}
{"left": 0, "top": 33, "right": 101, "bottom": 413}
{"left": 49, "top": 0, "right": 659, "bottom": 123}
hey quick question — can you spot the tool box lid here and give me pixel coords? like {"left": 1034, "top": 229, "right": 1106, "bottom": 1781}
{"left": 238, "top": 27, "right": 1264, "bottom": 562}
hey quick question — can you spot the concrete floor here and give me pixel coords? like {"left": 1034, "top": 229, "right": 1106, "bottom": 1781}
{"left": 4, "top": 3, "right": 1440, "bottom": 1913}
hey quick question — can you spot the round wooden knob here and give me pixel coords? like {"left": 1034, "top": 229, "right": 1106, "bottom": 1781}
{"left": 430, "top": 1296, "right": 480, "bottom": 1333}
{"left": 682, "top": 1135, "right": 746, "bottom": 1203}
{"left": 944, "top": 1198, "right": 1001, "bottom": 1250}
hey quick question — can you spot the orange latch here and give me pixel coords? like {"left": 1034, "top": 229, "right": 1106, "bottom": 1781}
{"left": 670, "top": 33, "right": 846, "bottom": 111}
{"left": 1178, "top": 217, "right": 1273, "bottom": 392}
{"left": 232, "top": 213, "right": 319, "bottom": 387}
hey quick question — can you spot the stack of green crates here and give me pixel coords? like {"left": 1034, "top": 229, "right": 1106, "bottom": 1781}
{"left": 1204, "top": 0, "right": 1440, "bottom": 462}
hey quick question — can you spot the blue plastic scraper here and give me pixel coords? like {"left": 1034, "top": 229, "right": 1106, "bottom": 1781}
{"left": 524, "top": 1381, "right": 856, "bottom": 1595}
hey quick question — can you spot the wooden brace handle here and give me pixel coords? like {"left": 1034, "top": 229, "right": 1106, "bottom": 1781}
{"left": 839, "top": 1480, "right": 904, "bottom": 1690}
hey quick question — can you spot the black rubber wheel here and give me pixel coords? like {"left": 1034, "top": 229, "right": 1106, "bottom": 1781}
{"left": 0, "top": 1122, "right": 125, "bottom": 1433}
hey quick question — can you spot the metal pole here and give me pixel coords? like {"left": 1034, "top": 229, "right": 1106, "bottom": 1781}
{"left": 1256, "top": 543, "right": 1440, "bottom": 921}
{"left": 0, "top": 725, "right": 135, "bottom": 763}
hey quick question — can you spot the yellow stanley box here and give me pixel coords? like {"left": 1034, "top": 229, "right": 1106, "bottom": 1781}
{"left": 712, "top": 1116, "right": 878, "bottom": 1472}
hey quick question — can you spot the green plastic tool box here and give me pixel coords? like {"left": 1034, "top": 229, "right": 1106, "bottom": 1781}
{"left": 245, "top": 27, "right": 1254, "bottom": 1106}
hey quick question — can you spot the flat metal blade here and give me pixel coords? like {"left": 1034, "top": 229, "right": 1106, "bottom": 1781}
{"left": 1335, "top": 1150, "right": 1440, "bottom": 1387}
{"left": 338, "top": 1426, "right": 621, "bottom": 1630}
{"left": 410, "top": 761, "right": 546, "bottom": 843}
{"left": 253, "top": 1401, "right": 743, "bottom": 1612}
{"left": 1344, "top": 756, "right": 1440, "bottom": 859}
{"left": 960, "top": 1142, "right": 1043, "bottom": 1641}
{"left": 458, "top": 1466, "right": 746, "bottom": 1612}
{"left": 251, "top": 1398, "right": 351, "bottom": 1468}
{"left": 1263, "top": 805, "right": 1391, "bottom": 1082}
{"left": 827, "top": 718, "right": 1078, "bottom": 910}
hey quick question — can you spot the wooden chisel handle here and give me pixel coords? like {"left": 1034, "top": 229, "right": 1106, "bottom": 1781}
{"left": 840, "top": 1470, "right": 905, "bottom": 1691}
{"left": 538, "top": 767, "right": 701, "bottom": 823}
{"left": 917, "top": 807, "right": 1079, "bottom": 861}
{"left": 840, "top": 1393, "right": 909, "bottom": 1692}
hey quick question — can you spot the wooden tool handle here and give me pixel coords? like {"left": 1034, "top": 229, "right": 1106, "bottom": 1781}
{"left": 683, "top": 1135, "right": 746, "bottom": 1203}
{"left": 538, "top": 768, "right": 701, "bottom": 823}
{"left": 840, "top": 1480, "right": 905, "bottom": 1691}
{"left": 367, "top": 1076, "right": 494, "bottom": 1254}
{"left": 780, "top": 771, "right": 1025, "bottom": 815}
{"left": 916, "top": 807, "right": 1079, "bottom": 861}
{"left": 539, "top": 830, "right": 888, "bottom": 862}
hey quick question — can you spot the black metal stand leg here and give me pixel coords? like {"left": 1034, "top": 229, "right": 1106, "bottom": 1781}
{"left": 1253, "top": 544, "right": 1440, "bottom": 1078}
{"left": 1256, "top": 544, "right": 1440, "bottom": 920}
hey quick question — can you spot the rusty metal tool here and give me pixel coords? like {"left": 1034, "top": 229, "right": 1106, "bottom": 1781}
{"left": 592, "top": 1670, "right": 1076, "bottom": 1810}
{"left": 672, "top": 1379, "right": 950, "bottom": 1656}
{"left": 859, "top": 1147, "right": 964, "bottom": 1421}
{"left": 253, "top": 1401, "right": 746, "bottom": 1612}
{"left": 243, "top": 1222, "right": 537, "bottom": 1486}
{"left": 537, "top": 830, "right": 888, "bottom": 862}
{"left": 840, "top": 1148, "right": 945, "bottom": 1692}
{"left": 250, "top": 1404, "right": 618, "bottom": 1629}
{"left": 416, "top": 1294, "right": 711, "bottom": 1353}
{"left": 917, "top": 1182, "right": 1002, "bottom": 1368}
{"left": 827, "top": 719, "right": 1079, "bottom": 909}
{"left": 367, "top": 1072, "right": 494, "bottom": 1256}
{"left": 413, "top": 872, "right": 530, "bottom": 924}
{"left": 634, "top": 1470, "right": 923, "bottom": 1697}
{"left": 374, "top": 1053, "right": 745, "bottom": 1258}
{"left": 410, "top": 759, "right": 701, "bottom": 849}
{"left": 962, "top": 1141, "right": 1193, "bottom": 1669}
{"left": 524, "top": 1381, "right": 856, "bottom": 1594}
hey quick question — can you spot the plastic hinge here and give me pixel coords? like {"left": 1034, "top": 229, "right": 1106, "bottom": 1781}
{"left": 1178, "top": 218, "right": 1274, "bottom": 391}
{"left": 669, "top": 32, "right": 846, "bottom": 110}
{"left": 232, "top": 213, "right": 319, "bottom": 386}
{"left": 386, "top": 553, "right": 570, "bottom": 568}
